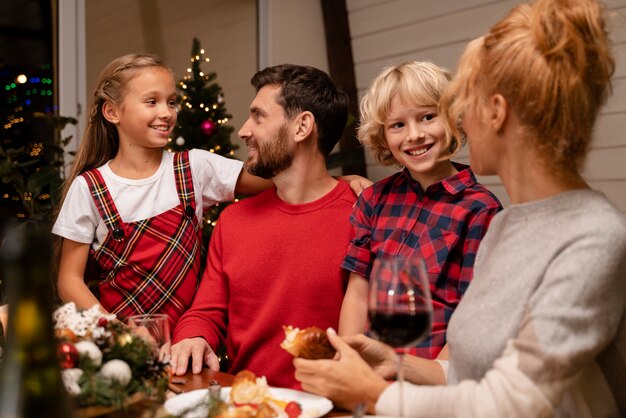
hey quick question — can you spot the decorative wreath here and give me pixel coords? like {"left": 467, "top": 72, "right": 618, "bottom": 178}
{"left": 53, "top": 303, "right": 168, "bottom": 410}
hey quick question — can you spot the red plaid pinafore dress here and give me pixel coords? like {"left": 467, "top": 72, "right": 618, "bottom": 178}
{"left": 81, "top": 151, "right": 201, "bottom": 329}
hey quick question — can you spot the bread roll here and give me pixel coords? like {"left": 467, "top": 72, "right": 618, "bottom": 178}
{"left": 230, "top": 370, "right": 269, "bottom": 406}
{"left": 280, "top": 326, "right": 336, "bottom": 360}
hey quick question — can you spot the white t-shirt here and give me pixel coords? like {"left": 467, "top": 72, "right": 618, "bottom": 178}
{"left": 53, "top": 149, "right": 243, "bottom": 250}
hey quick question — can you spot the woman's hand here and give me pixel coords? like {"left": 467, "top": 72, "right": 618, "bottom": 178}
{"left": 344, "top": 333, "right": 397, "bottom": 380}
{"left": 293, "top": 328, "right": 389, "bottom": 414}
{"left": 349, "top": 334, "right": 447, "bottom": 385}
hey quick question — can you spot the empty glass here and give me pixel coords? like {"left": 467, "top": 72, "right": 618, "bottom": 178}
{"left": 127, "top": 313, "right": 171, "bottom": 364}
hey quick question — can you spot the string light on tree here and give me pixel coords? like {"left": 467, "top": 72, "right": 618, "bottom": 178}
{"left": 0, "top": 62, "right": 77, "bottom": 223}
{"left": 169, "top": 38, "right": 235, "bottom": 153}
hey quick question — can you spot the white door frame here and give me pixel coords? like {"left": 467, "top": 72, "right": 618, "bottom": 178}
{"left": 57, "top": 0, "right": 86, "bottom": 168}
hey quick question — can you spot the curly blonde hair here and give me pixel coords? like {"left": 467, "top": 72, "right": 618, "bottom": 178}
{"left": 440, "top": 0, "right": 615, "bottom": 172}
{"left": 358, "top": 61, "right": 454, "bottom": 167}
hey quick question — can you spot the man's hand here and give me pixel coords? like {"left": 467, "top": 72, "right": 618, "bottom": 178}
{"left": 170, "top": 337, "right": 220, "bottom": 376}
{"left": 339, "top": 175, "right": 373, "bottom": 197}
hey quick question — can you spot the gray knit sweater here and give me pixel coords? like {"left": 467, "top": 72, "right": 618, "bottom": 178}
{"left": 376, "top": 190, "right": 626, "bottom": 417}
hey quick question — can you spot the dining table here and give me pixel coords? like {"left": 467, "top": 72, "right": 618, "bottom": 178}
{"left": 95, "top": 368, "right": 349, "bottom": 417}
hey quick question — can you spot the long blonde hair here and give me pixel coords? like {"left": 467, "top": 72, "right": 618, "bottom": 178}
{"left": 55, "top": 54, "right": 173, "bottom": 219}
{"left": 441, "top": 0, "right": 615, "bottom": 172}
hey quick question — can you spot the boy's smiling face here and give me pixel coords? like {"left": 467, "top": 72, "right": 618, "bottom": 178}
{"left": 384, "top": 94, "right": 455, "bottom": 189}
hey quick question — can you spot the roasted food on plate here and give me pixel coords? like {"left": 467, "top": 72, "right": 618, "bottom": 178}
{"left": 230, "top": 370, "right": 270, "bottom": 406}
{"left": 226, "top": 370, "right": 302, "bottom": 418}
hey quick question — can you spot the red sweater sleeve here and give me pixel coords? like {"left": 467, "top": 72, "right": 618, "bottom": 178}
{"left": 172, "top": 220, "right": 228, "bottom": 348}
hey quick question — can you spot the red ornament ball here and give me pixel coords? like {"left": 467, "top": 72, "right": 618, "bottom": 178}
{"left": 57, "top": 342, "right": 79, "bottom": 369}
{"left": 200, "top": 119, "right": 217, "bottom": 136}
{"left": 97, "top": 317, "right": 109, "bottom": 328}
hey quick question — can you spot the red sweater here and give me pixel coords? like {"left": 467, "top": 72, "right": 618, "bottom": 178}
{"left": 173, "top": 180, "right": 356, "bottom": 388}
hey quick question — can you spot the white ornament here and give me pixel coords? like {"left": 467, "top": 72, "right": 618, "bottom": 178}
{"left": 75, "top": 341, "right": 103, "bottom": 367}
{"left": 175, "top": 136, "right": 185, "bottom": 146}
{"left": 61, "top": 368, "right": 83, "bottom": 396}
{"left": 100, "top": 359, "right": 132, "bottom": 386}
{"left": 53, "top": 302, "right": 116, "bottom": 337}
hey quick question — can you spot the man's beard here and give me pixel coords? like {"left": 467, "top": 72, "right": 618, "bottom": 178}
{"left": 246, "top": 124, "right": 294, "bottom": 179}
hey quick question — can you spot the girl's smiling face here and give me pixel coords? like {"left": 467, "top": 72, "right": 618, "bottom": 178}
{"left": 108, "top": 67, "right": 178, "bottom": 150}
{"left": 384, "top": 94, "right": 453, "bottom": 188}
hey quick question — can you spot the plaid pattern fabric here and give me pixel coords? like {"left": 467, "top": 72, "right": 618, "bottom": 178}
{"left": 343, "top": 164, "right": 501, "bottom": 358}
{"left": 81, "top": 171, "right": 123, "bottom": 233}
{"left": 82, "top": 151, "right": 201, "bottom": 329}
{"left": 173, "top": 150, "right": 194, "bottom": 209}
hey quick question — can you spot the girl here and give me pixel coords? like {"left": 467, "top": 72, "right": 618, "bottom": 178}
{"left": 53, "top": 54, "right": 268, "bottom": 329}
{"left": 294, "top": 0, "right": 626, "bottom": 416}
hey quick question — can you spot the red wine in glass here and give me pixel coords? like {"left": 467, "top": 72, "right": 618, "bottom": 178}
{"left": 368, "top": 310, "right": 431, "bottom": 347}
{"left": 368, "top": 255, "right": 433, "bottom": 417}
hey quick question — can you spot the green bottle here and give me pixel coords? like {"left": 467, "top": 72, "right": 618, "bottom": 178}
{"left": 0, "top": 222, "right": 76, "bottom": 417}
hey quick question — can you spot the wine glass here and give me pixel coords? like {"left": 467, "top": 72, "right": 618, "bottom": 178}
{"left": 368, "top": 255, "right": 433, "bottom": 417}
{"left": 127, "top": 313, "right": 171, "bottom": 364}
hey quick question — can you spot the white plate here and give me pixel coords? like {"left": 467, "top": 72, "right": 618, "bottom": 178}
{"left": 164, "top": 386, "right": 333, "bottom": 418}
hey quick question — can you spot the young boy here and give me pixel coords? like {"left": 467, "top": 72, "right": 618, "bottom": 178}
{"left": 339, "top": 61, "right": 502, "bottom": 359}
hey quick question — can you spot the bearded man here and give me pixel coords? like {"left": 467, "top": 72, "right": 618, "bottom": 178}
{"left": 170, "top": 64, "right": 357, "bottom": 389}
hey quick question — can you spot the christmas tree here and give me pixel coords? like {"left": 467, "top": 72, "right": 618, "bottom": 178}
{"left": 168, "top": 38, "right": 236, "bottom": 153}
{"left": 166, "top": 38, "right": 240, "bottom": 258}
{"left": 0, "top": 64, "right": 76, "bottom": 226}
{"left": 0, "top": 63, "right": 76, "bottom": 303}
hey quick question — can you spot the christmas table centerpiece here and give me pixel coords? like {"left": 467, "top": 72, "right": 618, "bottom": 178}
{"left": 53, "top": 303, "right": 169, "bottom": 415}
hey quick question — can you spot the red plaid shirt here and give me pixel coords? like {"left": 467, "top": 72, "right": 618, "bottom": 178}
{"left": 342, "top": 163, "right": 501, "bottom": 358}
